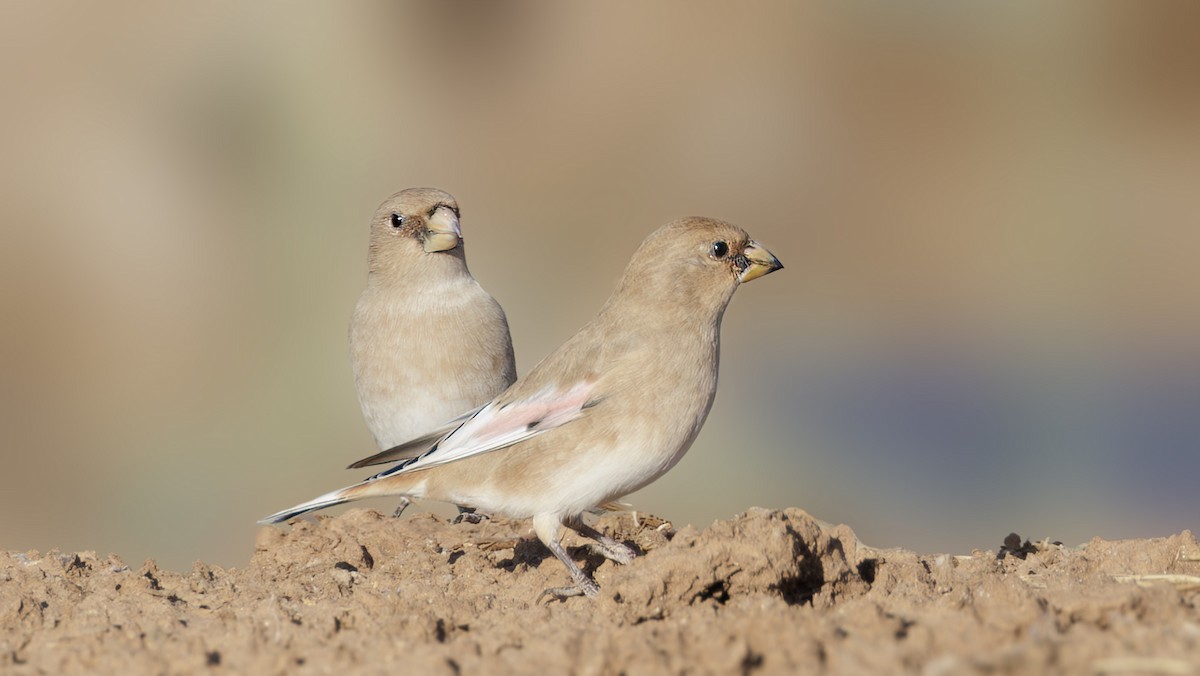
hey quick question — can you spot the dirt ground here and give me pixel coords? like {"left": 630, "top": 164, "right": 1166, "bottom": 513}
{"left": 2, "top": 508, "right": 1198, "bottom": 674}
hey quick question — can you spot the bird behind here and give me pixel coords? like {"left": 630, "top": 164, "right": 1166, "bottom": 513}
{"left": 349, "top": 189, "right": 516, "bottom": 515}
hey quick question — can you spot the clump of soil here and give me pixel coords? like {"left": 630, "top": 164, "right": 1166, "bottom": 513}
{"left": 3, "top": 508, "right": 1198, "bottom": 673}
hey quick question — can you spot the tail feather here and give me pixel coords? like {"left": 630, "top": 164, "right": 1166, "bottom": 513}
{"left": 258, "top": 486, "right": 355, "bottom": 524}
{"left": 257, "top": 477, "right": 409, "bottom": 525}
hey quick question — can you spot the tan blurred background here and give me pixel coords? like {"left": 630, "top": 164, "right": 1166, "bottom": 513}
{"left": 1, "top": 2, "right": 1197, "bottom": 570}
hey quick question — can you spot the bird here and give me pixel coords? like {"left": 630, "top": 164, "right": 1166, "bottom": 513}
{"left": 262, "top": 217, "right": 783, "bottom": 599}
{"left": 350, "top": 188, "right": 516, "bottom": 518}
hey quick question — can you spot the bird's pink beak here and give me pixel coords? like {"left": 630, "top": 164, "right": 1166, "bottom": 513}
{"left": 423, "top": 207, "right": 462, "bottom": 253}
{"left": 738, "top": 240, "right": 783, "bottom": 282}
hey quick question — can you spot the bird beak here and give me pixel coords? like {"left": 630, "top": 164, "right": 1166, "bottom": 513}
{"left": 738, "top": 240, "right": 783, "bottom": 282}
{"left": 422, "top": 208, "right": 461, "bottom": 253}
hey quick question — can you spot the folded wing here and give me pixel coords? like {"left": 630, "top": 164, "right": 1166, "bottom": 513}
{"left": 347, "top": 407, "right": 482, "bottom": 469}
{"left": 367, "top": 380, "right": 599, "bottom": 480}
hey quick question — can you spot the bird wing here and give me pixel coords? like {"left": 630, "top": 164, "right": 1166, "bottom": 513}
{"left": 367, "top": 379, "right": 599, "bottom": 479}
{"left": 347, "top": 407, "right": 483, "bottom": 469}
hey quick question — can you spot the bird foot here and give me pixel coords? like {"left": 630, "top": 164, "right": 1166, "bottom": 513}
{"left": 452, "top": 510, "right": 489, "bottom": 525}
{"left": 536, "top": 578, "right": 599, "bottom": 603}
{"left": 589, "top": 541, "right": 636, "bottom": 565}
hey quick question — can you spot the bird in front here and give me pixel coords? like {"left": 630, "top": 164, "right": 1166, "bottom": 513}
{"left": 262, "top": 217, "right": 782, "bottom": 599}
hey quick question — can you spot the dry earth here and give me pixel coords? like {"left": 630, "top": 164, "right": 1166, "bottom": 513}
{"left": 3, "top": 508, "right": 1199, "bottom": 674}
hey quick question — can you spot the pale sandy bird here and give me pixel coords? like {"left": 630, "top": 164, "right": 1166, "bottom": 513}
{"left": 263, "top": 218, "right": 782, "bottom": 598}
{"left": 351, "top": 188, "right": 516, "bottom": 516}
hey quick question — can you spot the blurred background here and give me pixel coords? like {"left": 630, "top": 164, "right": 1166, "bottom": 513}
{"left": 1, "top": 2, "right": 1197, "bottom": 570}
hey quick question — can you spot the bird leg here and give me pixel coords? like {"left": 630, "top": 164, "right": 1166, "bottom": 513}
{"left": 533, "top": 514, "right": 599, "bottom": 601}
{"left": 564, "top": 516, "right": 636, "bottom": 565}
{"left": 391, "top": 497, "right": 412, "bottom": 518}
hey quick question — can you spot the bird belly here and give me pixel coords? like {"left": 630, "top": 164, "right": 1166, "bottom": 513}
{"left": 358, "top": 388, "right": 458, "bottom": 449}
{"left": 351, "top": 285, "right": 514, "bottom": 449}
{"left": 441, "top": 431, "right": 690, "bottom": 520}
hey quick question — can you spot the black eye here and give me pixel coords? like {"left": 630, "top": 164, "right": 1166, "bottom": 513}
{"left": 711, "top": 241, "right": 729, "bottom": 259}
{"left": 390, "top": 213, "right": 404, "bottom": 228}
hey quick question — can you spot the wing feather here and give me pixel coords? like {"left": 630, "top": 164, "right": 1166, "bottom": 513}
{"left": 369, "top": 380, "right": 597, "bottom": 479}
{"left": 346, "top": 406, "right": 482, "bottom": 469}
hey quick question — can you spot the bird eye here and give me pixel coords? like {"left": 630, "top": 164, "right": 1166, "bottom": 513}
{"left": 711, "top": 241, "right": 729, "bottom": 259}
{"left": 390, "top": 213, "right": 404, "bottom": 228}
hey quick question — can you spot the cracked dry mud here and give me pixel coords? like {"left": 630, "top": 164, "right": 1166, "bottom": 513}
{"left": 3, "top": 508, "right": 1199, "bottom": 674}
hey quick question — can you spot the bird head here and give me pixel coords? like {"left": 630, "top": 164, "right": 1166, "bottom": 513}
{"left": 617, "top": 218, "right": 783, "bottom": 309}
{"left": 368, "top": 188, "right": 466, "bottom": 276}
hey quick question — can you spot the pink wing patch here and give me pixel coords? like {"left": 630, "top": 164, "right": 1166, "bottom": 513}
{"left": 391, "top": 380, "right": 597, "bottom": 474}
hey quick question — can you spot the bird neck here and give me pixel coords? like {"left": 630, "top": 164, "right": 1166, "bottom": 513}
{"left": 596, "top": 282, "right": 731, "bottom": 350}
{"left": 601, "top": 275, "right": 735, "bottom": 333}
{"left": 367, "top": 246, "right": 471, "bottom": 286}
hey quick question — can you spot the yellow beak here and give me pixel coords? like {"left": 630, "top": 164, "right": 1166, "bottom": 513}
{"left": 422, "top": 208, "right": 461, "bottom": 253}
{"left": 738, "top": 240, "right": 783, "bottom": 282}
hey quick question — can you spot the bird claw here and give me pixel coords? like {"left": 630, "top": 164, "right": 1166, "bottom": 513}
{"left": 451, "top": 510, "right": 489, "bottom": 525}
{"left": 589, "top": 541, "right": 636, "bottom": 565}
{"left": 536, "top": 579, "right": 599, "bottom": 603}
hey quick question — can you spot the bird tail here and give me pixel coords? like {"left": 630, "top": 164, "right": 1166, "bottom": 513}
{"left": 257, "top": 480, "right": 394, "bottom": 525}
